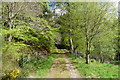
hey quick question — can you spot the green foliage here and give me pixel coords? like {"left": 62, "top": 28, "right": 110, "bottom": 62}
{"left": 13, "top": 54, "right": 56, "bottom": 78}
{"left": 2, "top": 41, "right": 29, "bottom": 55}
{"left": 1, "top": 2, "right": 119, "bottom": 78}
{"left": 21, "top": 54, "right": 55, "bottom": 78}
{"left": 2, "top": 2, "right": 57, "bottom": 50}
{"left": 58, "top": 2, "right": 118, "bottom": 63}
{"left": 1, "top": 2, "right": 58, "bottom": 78}
{"left": 19, "top": 54, "right": 30, "bottom": 68}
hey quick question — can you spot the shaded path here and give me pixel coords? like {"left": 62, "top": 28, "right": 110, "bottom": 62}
{"left": 45, "top": 54, "right": 81, "bottom": 78}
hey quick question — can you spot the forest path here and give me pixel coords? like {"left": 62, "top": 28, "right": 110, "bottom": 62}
{"left": 45, "top": 54, "right": 81, "bottom": 78}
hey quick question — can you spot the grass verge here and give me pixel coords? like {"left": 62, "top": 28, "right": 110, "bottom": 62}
{"left": 28, "top": 53, "right": 56, "bottom": 78}
{"left": 68, "top": 54, "right": 119, "bottom": 78}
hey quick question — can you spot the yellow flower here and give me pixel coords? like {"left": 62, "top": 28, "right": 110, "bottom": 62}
{"left": 10, "top": 72, "right": 14, "bottom": 77}
{"left": 3, "top": 73, "right": 6, "bottom": 76}
{"left": 16, "top": 69, "right": 20, "bottom": 73}
{"left": 13, "top": 75, "right": 17, "bottom": 78}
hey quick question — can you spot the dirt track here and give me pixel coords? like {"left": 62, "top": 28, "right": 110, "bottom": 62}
{"left": 45, "top": 54, "right": 81, "bottom": 78}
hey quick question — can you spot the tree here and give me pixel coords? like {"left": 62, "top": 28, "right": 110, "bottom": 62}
{"left": 79, "top": 2, "right": 115, "bottom": 64}
{"left": 58, "top": 2, "right": 116, "bottom": 64}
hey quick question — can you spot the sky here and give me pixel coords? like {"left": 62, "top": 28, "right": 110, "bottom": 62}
{"left": 48, "top": 0, "right": 119, "bottom": 16}
{"left": 111, "top": 0, "right": 119, "bottom": 8}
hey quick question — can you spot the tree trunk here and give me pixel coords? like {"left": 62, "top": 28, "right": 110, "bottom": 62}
{"left": 8, "top": 19, "right": 13, "bottom": 42}
{"left": 100, "top": 53, "right": 104, "bottom": 63}
{"left": 8, "top": 34, "right": 12, "bottom": 42}
{"left": 8, "top": 18, "right": 12, "bottom": 42}
{"left": 8, "top": 3, "right": 13, "bottom": 42}
{"left": 70, "top": 37, "right": 74, "bottom": 53}
{"left": 86, "top": 53, "right": 90, "bottom": 64}
{"left": 85, "top": 41, "right": 90, "bottom": 64}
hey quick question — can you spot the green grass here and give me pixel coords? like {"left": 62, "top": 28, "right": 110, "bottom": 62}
{"left": 68, "top": 54, "right": 119, "bottom": 78}
{"left": 30, "top": 54, "right": 56, "bottom": 78}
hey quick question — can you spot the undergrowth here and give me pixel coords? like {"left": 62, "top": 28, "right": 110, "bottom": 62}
{"left": 27, "top": 53, "right": 56, "bottom": 78}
